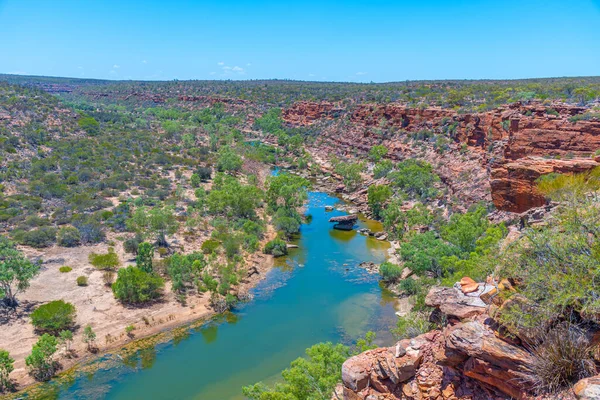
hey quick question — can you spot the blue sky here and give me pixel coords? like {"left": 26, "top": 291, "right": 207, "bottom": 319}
{"left": 1, "top": 0, "right": 599, "bottom": 82}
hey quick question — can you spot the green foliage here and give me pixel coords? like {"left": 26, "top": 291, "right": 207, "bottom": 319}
{"left": 57, "top": 226, "right": 81, "bottom": 247}
{"left": 440, "top": 205, "right": 489, "bottom": 253}
{"left": 0, "top": 236, "right": 40, "bottom": 307}
{"left": 368, "top": 145, "right": 388, "bottom": 162}
{"left": 59, "top": 266, "right": 72, "bottom": 273}
{"left": 399, "top": 231, "right": 458, "bottom": 277}
{"left": 264, "top": 239, "right": 288, "bottom": 257}
{"left": 128, "top": 206, "right": 178, "bottom": 247}
{"left": 243, "top": 341, "right": 350, "bottom": 400}
{"left": 78, "top": 115, "right": 100, "bottom": 135}
{"left": 333, "top": 160, "right": 364, "bottom": 190}
{"left": 166, "top": 252, "right": 206, "bottom": 293}
{"left": 89, "top": 247, "right": 120, "bottom": 270}
{"left": 18, "top": 226, "right": 57, "bottom": 248}
{"left": 76, "top": 276, "right": 88, "bottom": 286}
{"left": 207, "top": 175, "right": 262, "bottom": 220}
{"left": 201, "top": 239, "right": 220, "bottom": 254}
{"left": 190, "top": 173, "right": 201, "bottom": 188}
{"left": 367, "top": 184, "right": 392, "bottom": 219}
{"left": 31, "top": 300, "right": 76, "bottom": 334}
{"left": 253, "top": 108, "right": 284, "bottom": 134}
{"left": 373, "top": 159, "right": 394, "bottom": 179}
{"left": 58, "top": 330, "right": 74, "bottom": 353}
{"left": 398, "top": 277, "right": 420, "bottom": 295}
{"left": 266, "top": 174, "right": 310, "bottom": 210}
{"left": 0, "top": 349, "right": 14, "bottom": 392}
{"left": 388, "top": 159, "right": 439, "bottom": 200}
{"left": 112, "top": 266, "right": 164, "bottom": 304}
{"left": 25, "top": 334, "right": 58, "bottom": 381}
{"left": 379, "top": 262, "right": 403, "bottom": 282}
{"left": 83, "top": 325, "right": 96, "bottom": 351}
{"left": 216, "top": 147, "right": 243, "bottom": 173}
{"left": 273, "top": 208, "right": 303, "bottom": 238}
{"left": 393, "top": 311, "right": 434, "bottom": 339}
{"left": 136, "top": 242, "right": 154, "bottom": 273}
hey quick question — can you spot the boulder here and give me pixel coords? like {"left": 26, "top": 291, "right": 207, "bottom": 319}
{"left": 574, "top": 376, "right": 600, "bottom": 399}
{"left": 459, "top": 277, "right": 480, "bottom": 294}
{"left": 400, "top": 267, "right": 413, "bottom": 280}
{"left": 425, "top": 286, "right": 487, "bottom": 319}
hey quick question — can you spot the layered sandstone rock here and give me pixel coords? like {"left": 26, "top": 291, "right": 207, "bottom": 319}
{"left": 283, "top": 100, "right": 600, "bottom": 213}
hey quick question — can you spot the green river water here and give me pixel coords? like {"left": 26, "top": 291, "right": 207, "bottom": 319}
{"left": 37, "top": 191, "right": 397, "bottom": 399}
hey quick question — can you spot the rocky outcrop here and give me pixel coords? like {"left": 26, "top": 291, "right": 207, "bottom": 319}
{"left": 282, "top": 101, "right": 341, "bottom": 125}
{"left": 283, "top": 100, "right": 600, "bottom": 213}
{"left": 341, "top": 281, "right": 593, "bottom": 400}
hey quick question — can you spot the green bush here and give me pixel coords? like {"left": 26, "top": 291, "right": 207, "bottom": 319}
{"left": 263, "top": 239, "right": 288, "bottom": 257}
{"left": 379, "top": 262, "right": 402, "bottom": 282}
{"left": 201, "top": 239, "right": 220, "bottom": 254}
{"left": 89, "top": 248, "right": 120, "bottom": 270}
{"left": 59, "top": 266, "right": 72, "bottom": 273}
{"left": 30, "top": 300, "right": 76, "bottom": 334}
{"left": 392, "top": 311, "right": 433, "bottom": 339}
{"left": 136, "top": 242, "right": 154, "bottom": 273}
{"left": 76, "top": 276, "right": 88, "bottom": 286}
{"left": 19, "top": 227, "right": 57, "bottom": 248}
{"left": 398, "top": 277, "right": 419, "bottom": 295}
{"left": 112, "top": 266, "right": 164, "bottom": 304}
{"left": 56, "top": 226, "right": 81, "bottom": 247}
{"left": 0, "top": 348, "right": 14, "bottom": 391}
{"left": 388, "top": 159, "right": 439, "bottom": 199}
{"left": 25, "top": 334, "right": 58, "bottom": 381}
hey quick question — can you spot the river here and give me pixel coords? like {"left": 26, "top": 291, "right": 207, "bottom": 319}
{"left": 41, "top": 191, "right": 398, "bottom": 399}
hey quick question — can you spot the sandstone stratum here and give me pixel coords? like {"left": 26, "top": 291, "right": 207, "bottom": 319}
{"left": 283, "top": 100, "right": 600, "bottom": 213}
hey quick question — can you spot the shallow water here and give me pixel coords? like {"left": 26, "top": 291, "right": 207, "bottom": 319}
{"left": 46, "top": 192, "right": 396, "bottom": 400}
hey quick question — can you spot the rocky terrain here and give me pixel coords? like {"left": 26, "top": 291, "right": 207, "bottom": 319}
{"left": 341, "top": 279, "right": 599, "bottom": 400}
{"left": 283, "top": 100, "right": 600, "bottom": 213}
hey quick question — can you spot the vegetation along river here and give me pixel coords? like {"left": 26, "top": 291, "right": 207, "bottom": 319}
{"left": 41, "top": 191, "right": 398, "bottom": 399}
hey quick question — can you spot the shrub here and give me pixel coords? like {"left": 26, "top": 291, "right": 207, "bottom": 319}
{"left": 30, "top": 300, "right": 76, "bottom": 334}
{"left": 89, "top": 248, "right": 120, "bottom": 270}
{"left": 398, "top": 277, "right": 419, "bottom": 295}
{"left": 20, "top": 227, "right": 57, "bottom": 248}
{"left": 25, "top": 334, "right": 58, "bottom": 381}
{"left": 263, "top": 239, "right": 288, "bottom": 257}
{"left": 136, "top": 242, "right": 154, "bottom": 273}
{"left": 76, "top": 276, "right": 88, "bottom": 286}
{"left": 82, "top": 325, "right": 96, "bottom": 351}
{"left": 201, "top": 239, "right": 220, "bottom": 254}
{"left": 0, "top": 349, "right": 14, "bottom": 392}
{"left": 123, "top": 235, "right": 142, "bottom": 255}
{"left": 521, "top": 324, "right": 596, "bottom": 394}
{"left": 388, "top": 159, "right": 439, "bottom": 199}
{"left": 102, "top": 271, "right": 115, "bottom": 286}
{"left": 379, "top": 262, "right": 402, "bottom": 282}
{"left": 112, "top": 267, "right": 164, "bottom": 304}
{"left": 56, "top": 226, "right": 81, "bottom": 247}
{"left": 59, "top": 266, "right": 72, "bottom": 273}
{"left": 392, "top": 311, "right": 434, "bottom": 339}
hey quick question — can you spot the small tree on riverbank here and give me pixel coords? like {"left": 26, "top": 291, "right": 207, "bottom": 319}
{"left": 0, "top": 349, "right": 14, "bottom": 392}
{"left": 83, "top": 325, "right": 96, "bottom": 352}
{"left": 25, "top": 334, "right": 58, "bottom": 381}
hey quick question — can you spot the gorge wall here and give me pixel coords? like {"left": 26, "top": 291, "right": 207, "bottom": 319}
{"left": 283, "top": 101, "right": 600, "bottom": 212}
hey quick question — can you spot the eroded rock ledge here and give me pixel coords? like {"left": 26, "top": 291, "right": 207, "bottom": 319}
{"left": 341, "top": 284, "right": 600, "bottom": 399}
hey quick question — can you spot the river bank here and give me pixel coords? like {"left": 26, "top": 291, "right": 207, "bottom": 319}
{"left": 12, "top": 190, "right": 397, "bottom": 399}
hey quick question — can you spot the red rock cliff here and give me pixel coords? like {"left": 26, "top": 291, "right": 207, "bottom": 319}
{"left": 283, "top": 101, "right": 600, "bottom": 213}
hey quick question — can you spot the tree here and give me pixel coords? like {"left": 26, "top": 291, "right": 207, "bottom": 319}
{"left": 388, "top": 160, "right": 439, "bottom": 199}
{"left": 263, "top": 239, "right": 288, "bottom": 257}
{"left": 58, "top": 330, "right": 74, "bottom": 355}
{"left": 190, "top": 173, "right": 201, "bottom": 188}
{"left": 243, "top": 342, "right": 350, "bottom": 400}
{"left": 367, "top": 184, "right": 392, "bottom": 219}
{"left": 83, "top": 325, "right": 97, "bottom": 352}
{"left": 440, "top": 205, "right": 489, "bottom": 253}
{"left": 0, "top": 236, "right": 40, "bottom": 307}
{"left": 136, "top": 242, "right": 154, "bottom": 273}
{"left": 379, "top": 262, "right": 403, "bottom": 282}
{"left": 166, "top": 252, "right": 206, "bottom": 293}
{"left": 25, "top": 334, "right": 58, "bottom": 381}
{"left": 265, "top": 174, "right": 310, "bottom": 210}
{"left": 112, "top": 266, "right": 165, "bottom": 304}
{"left": 56, "top": 226, "right": 81, "bottom": 247}
{"left": 31, "top": 300, "right": 76, "bottom": 334}
{"left": 368, "top": 145, "right": 388, "bottom": 162}
{"left": 0, "top": 349, "right": 14, "bottom": 392}
{"left": 334, "top": 161, "right": 364, "bottom": 191}
{"left": 128, "top": 206, "right": 178, "bottom": 247}
{"left": 216, "top": 148, "right": 243, "bottom": 174}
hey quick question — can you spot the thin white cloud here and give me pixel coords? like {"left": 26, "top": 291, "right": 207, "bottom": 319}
{"left": 142, "top": 60, "right": 148, "bottom": 64}
{"left": 308, "top": 73, "right": 316, "bottom": 77}
{"left": 217, "top": 61, "right": 225, "bottom": 66}
{"left": 355, "top": 71, "right": 368, "bottom": 76}
{"left": 113, "top": 64, "right": 121, "bottom": 69}
{"left": 218, "top": 63, "right": 245, "bottom": 76}
{"left": 246, "top": 63, "right": 252, "bottom": 66}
